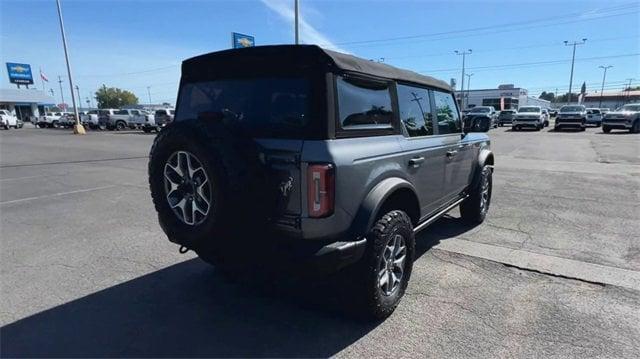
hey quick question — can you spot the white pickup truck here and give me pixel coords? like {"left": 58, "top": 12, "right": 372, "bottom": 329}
{"left": 80, "top": 110, "right": 99, "bottom": 129}
{"left": 37, "top": 112, "right": 64, "bottom": 128}
{"left": 0, "top": 110, "right": 19, "bottom": 129}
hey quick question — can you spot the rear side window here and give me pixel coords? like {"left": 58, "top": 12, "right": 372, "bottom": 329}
{"left": 336, "top": 76, "right": 393, "bottom": 130}
{"left": 176, "top": 77, "right": 311, "bottom": 139}
{"left": 115, "top": 110, "right": 128, "bottom": 115}
{"left": 433, "top": 90, "right": 461, "bottom": 134}
{"left": 397, "top": 84, "right": 433, "bottom": 137}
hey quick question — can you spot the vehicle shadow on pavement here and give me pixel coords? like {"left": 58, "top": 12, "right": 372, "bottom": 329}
{"left": 1, "top": 218, "right": 476, "bottom": 358}
{"left": 0, "top": 258, "right": 379, "bottom": 357}
{"left": 414, "top": 215, "right": 478, "bottom": 258}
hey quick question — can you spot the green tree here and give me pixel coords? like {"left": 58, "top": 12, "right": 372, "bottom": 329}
{"left": 539, "top": 91, "right": 555, "bottom": 102}
{"left": 95, "top": 85, "right": 139, "bottom": 108}
{"left": 624, "top": 86, "right": 640, "bottom": 91}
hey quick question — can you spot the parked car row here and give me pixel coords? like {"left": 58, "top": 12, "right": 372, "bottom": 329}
{"left": 92, "top": 108, "right": 174, "bottom": 132}
{"left": 499, "top": 104, "right": 638, "bottom": 133}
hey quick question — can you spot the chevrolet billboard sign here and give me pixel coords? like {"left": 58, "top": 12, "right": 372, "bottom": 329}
{"left": 6, "top": 62, "right": 34, "bottom": 85}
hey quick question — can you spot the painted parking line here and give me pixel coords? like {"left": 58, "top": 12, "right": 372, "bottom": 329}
{"left": 0, "top": 185, "right": 117, "bottom": 205}
{"left": 435, "top": 238, "right": 640, "bottom": 291}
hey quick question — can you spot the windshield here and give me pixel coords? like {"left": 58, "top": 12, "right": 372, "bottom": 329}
{"left": 500, "top": 110, "right": 515, "bottom": 114}
{"left": 621, "top": 104, "right": 640, "bottom": 112}
{"left": 470, "top": 107, "right": 490, "bottom": 113}
{"left": 560, "top": 106, "right": 585, "bottom": 112}
{"left": 518, "top": 107, "right": 540, "bottom": 113}
{"left": 176, "top": 77, "right": 312, "bottom": 139}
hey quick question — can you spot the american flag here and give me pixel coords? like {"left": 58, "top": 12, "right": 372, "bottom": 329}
{"left": 40, "top": 68, "right": 49, "bottom": 82}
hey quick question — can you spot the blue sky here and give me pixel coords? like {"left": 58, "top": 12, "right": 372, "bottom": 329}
{"left": 1, "top": 0, "right": 638, "bottom": 106}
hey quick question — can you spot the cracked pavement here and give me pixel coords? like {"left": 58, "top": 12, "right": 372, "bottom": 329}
{"left": 1, "top": 126, "right": 639, "bottom": 357}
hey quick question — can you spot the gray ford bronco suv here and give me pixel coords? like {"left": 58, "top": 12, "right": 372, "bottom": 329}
{"left": 148, "top": 45, "right": 494, "bottom": 320}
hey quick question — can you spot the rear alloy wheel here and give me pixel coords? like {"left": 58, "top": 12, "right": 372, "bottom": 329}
{"left": 163, "top": 151, "right": 212, "bottom": 226}
{"left": 116, "top": 121, "right": 126, "bottom": 131}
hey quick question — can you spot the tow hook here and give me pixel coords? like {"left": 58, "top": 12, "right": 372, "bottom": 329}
{"left": 179, "top": 245, "right": 189, "bottom": 254}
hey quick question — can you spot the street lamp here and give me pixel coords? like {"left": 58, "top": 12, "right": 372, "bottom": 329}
{"left": 455, "top": 49, "right": 472, "bottom": 109}
{"left": 294, "top": 0, "right": 299, "bottom": 44}
{"left": 55, "top": 0, "right": 84, "bottom": 134}
{"left": 598, "top": 65, "right": 613, "bottom": 108}
{"left": 147, "top": 86, "right": 152, "bottom": 106}
{"left": 465, "top": 73, "right": 474, "bottom": 107}
{"left": 564, "top": 38, "right": 587, "bottom": 105}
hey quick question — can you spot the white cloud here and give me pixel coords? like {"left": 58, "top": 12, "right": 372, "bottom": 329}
{"left": 260, "top": 0, "right": 350, "bottom": 54}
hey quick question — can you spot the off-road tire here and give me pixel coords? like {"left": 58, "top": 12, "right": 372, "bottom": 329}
{"left": 115, "top": 121, "right": 126, "bottom": 131}
{"left": 460, "top": 165, "right": 492, "bottom": 224}
{"left": 602, "top": 126, "right": 611, "bottom": 133}
{"left": 354, "top": 210, "right": 415, "bottom": 321}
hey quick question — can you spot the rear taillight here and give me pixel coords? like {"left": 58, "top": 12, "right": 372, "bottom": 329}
{"left": 307, "top": 163, "right": 334, "bottom": 218}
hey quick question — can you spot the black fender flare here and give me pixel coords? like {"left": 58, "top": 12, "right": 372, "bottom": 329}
{"left": 350, "top": 177, "right": 418, "bottom": 238}
{"left": 470, "top": 148, "right": 494, "bottom": 189}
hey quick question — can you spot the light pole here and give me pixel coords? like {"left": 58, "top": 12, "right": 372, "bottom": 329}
{"left": 294, "top": 0, "right": 299, "bottom": 44}
{"left": 598, "top": 65, "right": 613, "bottom": 108}
{"left": 564, "top": 38, "right": 587, "bottom": 105}
{"left": 58, "top": 76, "right": 65, "bottom": 107}
{"left": 86, "top": 97, "right": 90, "bottom": 109}
{"left": 465, "top": 73, "right": 474, "bottom": 107}
{"left": 625, "top": 78, "right": 635, "bottom": 104}
{"left": 55, "top": 0, "right": 84, "bottom": 134}
{"left": 74, "top": 85, "right": 81, "bottom": 109}
{"left": 147, "top": 86, "right": 152, "bottom": 106}
{"left": 455, "top": 49, "right": 472, "bottom": 109}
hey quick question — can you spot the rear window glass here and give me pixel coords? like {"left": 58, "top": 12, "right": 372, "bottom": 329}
{"left": 587, "top": 109, "right": 600, "bottom": 114}
{"left": 560, "top": 106, "right": 585, "bottom": 112}
{"left": 337, "top": 76, "right": 393, "bottom": 130}
{"left": 169, "top": 110, "right": 175, "bottom": 115}
{"left": 176, "top": 78, "right": 310, "bottom": 139}
{"left": 155, "top": 110, "right": 166, "bottom": 116}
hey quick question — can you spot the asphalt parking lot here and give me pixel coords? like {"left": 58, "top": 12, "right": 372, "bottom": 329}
{"left": 1, "top": 124, "right": 639, "bottom": 357}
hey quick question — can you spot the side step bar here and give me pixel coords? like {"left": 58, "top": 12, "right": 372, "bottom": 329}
{"left": 413, "top": 195, "right": 468, "bottom": 233}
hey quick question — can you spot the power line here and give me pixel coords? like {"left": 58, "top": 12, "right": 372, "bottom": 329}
{"left": 419, "top": 53, "right": 640, "bottom": 73}
{"left": 323, "top": 5, "right": 638, "bottom": 49}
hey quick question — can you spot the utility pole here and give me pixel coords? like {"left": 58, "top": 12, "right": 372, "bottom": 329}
{"left": 455, "top": 49, "right": 472, "bottom": 109}
{"left": 58, "top": 76, "right": 65, "bottom": 107}
{"left": 465, "top": 73, "right": 474, "bottom": 107}
{"left": 598, "top": 65, "right": 613, "bottom": 108}
{"left": 294, "top": 0, "right": 299, "bottom": 45}
{"left": 564, "top": 38, "right": 587, "bottom": 105}
{"left": 74, "top": 85, "right": 81, "bottom": 109}
{"left": 147, "top": 86, "right": 152, "bottom": 106}
{"left": 55, "top": 0, "right": 84, "bottom": 134}
{"left": 625, "top": 78, "right": 635, "bottom": 103}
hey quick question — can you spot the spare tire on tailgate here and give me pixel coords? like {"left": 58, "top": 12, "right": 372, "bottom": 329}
{"left": 148, "top": 119, "right": 274, "bottom": 254}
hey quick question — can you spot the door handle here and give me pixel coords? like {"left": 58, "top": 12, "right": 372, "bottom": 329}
{"left": 446, "top": 150, "right": 458, "bottom": 158}
{"left": 408, "top": 156, "right": 425, "bottom": 168}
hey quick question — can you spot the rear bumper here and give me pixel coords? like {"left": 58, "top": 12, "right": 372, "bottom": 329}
{"left": 555, "top": 120, "right": 584, "bottom": 127}
{"left": 307, "top": 239, "right": 366, "bottom": 275}
{"left": 512, "top": 120, "right": 540, "bottom": 127}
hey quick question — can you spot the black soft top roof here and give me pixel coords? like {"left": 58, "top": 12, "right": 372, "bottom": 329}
{"left": 182, "top": 45, "right": 451, "bottom": 92}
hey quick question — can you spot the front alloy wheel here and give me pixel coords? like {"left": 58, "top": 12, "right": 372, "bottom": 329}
{"left": 377, "top": 234, "right": 407, "bottom": 296}
{"left": 164, "top": 151, "right": 212, "bottom": 226}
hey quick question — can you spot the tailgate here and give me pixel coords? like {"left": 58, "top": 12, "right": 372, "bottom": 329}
{"left": 255, "top": 138, "right": 303, "bottom": 220}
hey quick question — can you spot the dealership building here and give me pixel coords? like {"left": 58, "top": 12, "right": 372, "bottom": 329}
{"left": 456, "top": 84, "right": 551, "bottom": 111}
{"left": 0, "top": 88, "right": 56, "bottom": 121}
